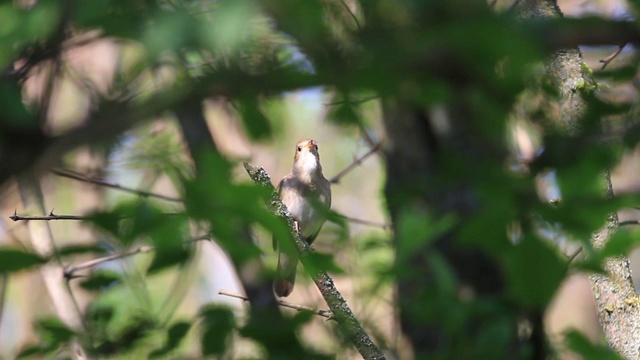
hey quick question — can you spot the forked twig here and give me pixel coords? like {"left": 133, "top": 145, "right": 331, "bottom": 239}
{"left": 600, "top": 43, "right": 626, "bottom": 70}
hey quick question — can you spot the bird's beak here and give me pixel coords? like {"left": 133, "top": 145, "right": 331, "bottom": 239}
{"left": 306, "top": 140, "right": 317, "bottom": 149}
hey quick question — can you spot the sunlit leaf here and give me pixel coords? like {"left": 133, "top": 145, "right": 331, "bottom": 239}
{"left": 564, "top": 330, "right": 623, "bottom": 360}
{"left": 36, "top": 318, "right": 75, "bottom": 344}
{"left": 599, "top": 230, "right": 639, "bottom": 259}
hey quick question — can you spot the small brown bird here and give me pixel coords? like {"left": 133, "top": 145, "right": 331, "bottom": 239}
{"left": 274, "top": 139, "right": 332, "bottom": 297}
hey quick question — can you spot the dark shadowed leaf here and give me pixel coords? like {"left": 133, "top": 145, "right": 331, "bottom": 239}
{"left": 37, "top": 318, "right": 75, "bottom": 344}
{"left": 239, "top": 96, "right": 272, "bottom": 140}
{"left": 503, "top": 236, "right": 566, "bottom": 308}
{"left": 56, "top": 244, "right": 106, "bottom": 257}
{"left": 16, "top": 344, "right": 52, "bottom": 359}
{"left": 0, "top": 248, "right": 45, "bottom": 273}
{"left": 80, "top": 270, "right": 122, "bottom": 291}
{"left": 147, "top": 215, "right": 191, "bottom": 274}
{"left": 200, "top": 305, "right": 235, "bottom": 356}
{"left": 328, "top": 100, "right": 360, "bottom": 126}
{"left": 150, "top": 321, "right": 191, "bottom": 358}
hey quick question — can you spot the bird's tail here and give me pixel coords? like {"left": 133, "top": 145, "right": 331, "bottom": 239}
{"left": 274, "top": 250, "right": 297, "bottom": 297}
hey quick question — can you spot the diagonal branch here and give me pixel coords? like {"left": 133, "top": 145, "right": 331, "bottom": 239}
{"left": 63, "top": 235, "right": 210, "bottom": 279}
{"left": 218, "top": 289, "right": 332, "bottom": 319}
{"left": 243, "top": 162, "right": 386, "bottom": 360}
{"left": 51, "top": 168, "right": 182, "bottom": 202}
{"left": 329, "top": 143, "right": 381, "bottom": 184}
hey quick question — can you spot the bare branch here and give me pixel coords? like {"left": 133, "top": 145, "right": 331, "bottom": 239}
{"left": 63, "top": 235, "right": 210, "bottom": 279}
{"left": 339, "top": 0, "right": 361, "bottom": 30}
{"left": 324, "top": 95, "right": 379, "bottom": 107}
{"left": 340, "top": 214, "right": 391, "bottom": 230}
{"left": 9, "top": 211, "right": 183, "bottom": 222}
{"left": 244, "top": 162, "right": 386, "bottom": 360}
{"left": 567, "top": 246, "right": 583, "bottom": 263}
{"left": 218, "top": 289, "right": 333, "bottom": 319}
{"left": 64, "top": 246, "right": 154, "bottom": 279}
{"left": 52, "top": 168, "right": 182, "bottom": 202}
{"left": 619, "top": 220, "right": 639, "bottom": 227}
{"left": 10, "top": 212, "right": 86, "bottom": 221}
{"left": 600, "top": 43, "right": 627, "bottom": 70}
{"left": 329, "top": 143, "right": 381, "bottom": 184}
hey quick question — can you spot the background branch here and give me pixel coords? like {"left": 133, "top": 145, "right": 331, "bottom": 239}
{"left": 329, "top": 143, "right": 381, "bottom": 184}
{"left": 218, "top": 289, "right": 332, "bottom": 319}
{"left": 51, "top": 168, "right": 182, "bottom": 202}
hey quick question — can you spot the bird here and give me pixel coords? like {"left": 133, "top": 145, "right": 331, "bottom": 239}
{"left": 273, "top": 139, "right": 332, "bottom": 297}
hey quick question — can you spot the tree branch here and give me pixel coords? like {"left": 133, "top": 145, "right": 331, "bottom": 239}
{"left": 243, "top": 162, "right": 386, "bottom": 360}
{"left": 218, "top": 289, "right": 333, "bottom": 319}
{"left": 63, "top": 235, "right": 210, "bottom": 279}
{"left": 329, "top": 143, "right": 381, "bottom": 184}
{"left": 9, "top": 211, "right": 182, "bottom": 222}
{"left": 51, "top": 168, "right": 182, "bottom": 202}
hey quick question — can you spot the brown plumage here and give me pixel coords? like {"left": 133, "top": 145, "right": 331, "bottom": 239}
{"left": 273, "top": 139, "right": 331, "bottom": 297}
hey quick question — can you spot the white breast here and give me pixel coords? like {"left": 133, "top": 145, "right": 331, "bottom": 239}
{"left": 279, "top": 177, "right": 330, "bottom": 240}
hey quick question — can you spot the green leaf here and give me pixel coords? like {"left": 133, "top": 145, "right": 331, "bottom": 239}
{"left": 16, "top": 344, "right": 53, "bottom": 359}
{"left": 599, "top": 230, "right": 639, "bottom": 259}
{"left": 183, "top": 150, "right": 269, "bottom": 265}
{"left": 36, "top": 318, "right": 75, "bottom": 344}
{"left": 149, "top": 321, "right": 191, "bottom": 358}
{"left": 0, "top": 248, "right": 46, "bottom": 273}
{"left": 238, "top": 96, "right": 272, "bottom": 140}
{"left": 327, "top": 93, "right": 360, "bottom": 126}
{"left": 503, "top": 236, "right": 567, "bottom": 308}
{"left": 200, "top": 305, "right": 235, "bottom": 356}
{"left": 564, "top": 330, "right": 623, "bottom": 360}
{"left": 147, "top": 215, "right": 191, "bottom": 274}
{"left": 395, "top": 210, "right": 456, "bottom": 265}
{"left": 79, "top": 270, "right": 122, "bottom": 291}
{"left": 303, "top": 252, "right": 343, "bottom": 275}
{"left": 56, "top": 244, "right": 106, "bottom": 257}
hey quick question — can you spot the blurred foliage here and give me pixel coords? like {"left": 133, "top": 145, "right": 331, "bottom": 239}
{"left": 2, "top": 0, "right": 640, "bottom": 358}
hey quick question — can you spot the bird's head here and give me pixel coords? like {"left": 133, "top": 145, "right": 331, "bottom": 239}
{"left": 292, "top": 139, "right": 322, "bottom": 176}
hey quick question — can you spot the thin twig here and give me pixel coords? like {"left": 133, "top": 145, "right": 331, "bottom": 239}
{"left": 329, "top": 143, "right": 381, "bottom": 184}
{"left": 218, "top": 289, "right": 333, "bottom": 319}
{"left": 63, "top": 234, "right": 210, "bottom": 279}
{"left": 64, "top": 246, "right": 154, "bottom": 279}
{"left": 567, "top": 246, "right": 583, "bottom": 263}
{"left": 341, "top": 214, "right": 391, "bottom": 230}
{"left": 600, "top": 43, "right": 626, "bottom": 70}
{"left": 10, "top": 211, "right": 86, "bottom": 221}
{"left": 324, "top": 95, "right": 379, "bottom": 107}
{"left": 51, "top": 168, "right": 182, "bottom": 202}
{"left": 339, "top": 0, "right": 361, "bottom": 30}
{"left": 9, "top": 210, "right": 183, "bottom": 222}
{"left": 619, "top": 220, "right": 639, "bottom": 227}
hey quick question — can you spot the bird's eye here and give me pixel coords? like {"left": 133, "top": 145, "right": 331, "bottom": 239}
{"left": 297, "top": 146, "right": 302, "bottom": 152}
{"left": 314, "top": 145, "right": 318, "bottom": 150}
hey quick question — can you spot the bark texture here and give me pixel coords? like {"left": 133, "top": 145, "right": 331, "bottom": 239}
{"left": 382, "top": 99, "right": 511, "bottom": 356}
{"left": 519, "top": 0, "right": 640, "bottom": 358}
